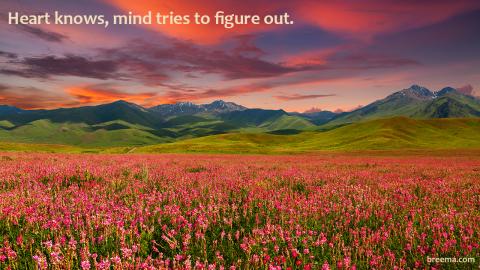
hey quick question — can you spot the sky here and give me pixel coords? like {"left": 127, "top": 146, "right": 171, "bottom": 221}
{"left": 0, "top": 0, "right": 479, "bottom": 112}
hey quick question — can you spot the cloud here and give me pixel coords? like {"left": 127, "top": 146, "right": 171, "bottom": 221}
{"left": 3, "top": 38, "right": 299, "bottom": 84}
{"left": 0, "top": 84, "right": 70, "bottom": 109}
{"left": 67, "top": 85, "right": 157, "bottom": 105}
{"left": 153, "top": 48, "right": 418, "bottom": 103}
{"left": 110, "top": 39, "right": 417, "bottom": 85}
{"left": 0, "top": 11, "right": 67, "bottom": 43}
{"left": 101, "top": 39, "right": 297, "bottom": 82}
{"left": 232, "top": 34, "right": 265, "bottom": 57}
{"left": 159, "top": 84, "right": 271, "bottom": 102}
{"left": 0, "top": 40, "right": 420, "bottom": 110}
{"left": 303, "top": 107, "right": 324, "bottom": 113}
{"left": 2, "top": 33, "right": 419, "bottom": 90}
{"left": 0, "top": 83, "right": 163, "bottom": 109}
{"left": 333, "top": 53, "right": 420, "bottom": 69}
{"left": 274, "top": 93, "right": 335, "bottom": 101}
{"left": 15, "top": 24, "right": 68, "bottom": 43}
{"left": 105, "top": 0, "right": 285, "bottom": 44}
{"left": 334, "top": 105, "right": 363, "bottom": 113}
{"left": 284, "top": 47, "right": 420, "bottom": 71}
{"left": 0, "top": 35, "right": 418, "bottom": 108}
{"left": 456, "top": 84, "right": 475, "bottom": 96}
{"left": 157, "top": 73, "right": 336, "bottom": 102}
{"left": 0, "top": 68, "right": 36, "bottom": 78}
{"left": 2, "top": 55, "right": 121, "bottom": 80}
{"left": 297, "top": 1, "right": 480, "bottom": 39}
{"left": 0, "top": 82, "right": 163, "bottom": 109}
{"left": 0, "top": 50, "right": 17, "bottom": 59}
{"left": 106, "top": 0, "right": 480, "bottom": 43}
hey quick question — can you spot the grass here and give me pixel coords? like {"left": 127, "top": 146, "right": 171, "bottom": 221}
{"left": 0, "top": 120, "right": 14, "bottom": 128}
{"left": 0, "top": 119, "right": 169, "bottom": 147}
{"left": 0, "top": 117, "right": 479, "bottom": 154}
{"left": 0, "top": 142, "right": 86, "bottom": 153}
{"left": 134, "top": 117, "right": 480, "bottom": 154}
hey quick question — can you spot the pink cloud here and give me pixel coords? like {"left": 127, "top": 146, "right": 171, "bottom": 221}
{"left": 274, "top": 93, "right": 335, "bottom": 101}
{"left": 106, "top": 0, "right": 480, "bottom": 43}
{"left": 456, "top": 84, "right": 475, "bottom": 96}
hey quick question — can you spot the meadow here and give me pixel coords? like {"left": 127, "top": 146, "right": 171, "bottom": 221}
{"left": 0, "top": 153, "right": 478, "bottom": 269}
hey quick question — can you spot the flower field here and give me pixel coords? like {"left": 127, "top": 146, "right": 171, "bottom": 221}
{"left": 0, "top": 153, "right": 478, "bottom": 269}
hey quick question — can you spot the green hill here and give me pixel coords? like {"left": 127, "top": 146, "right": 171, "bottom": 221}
{"left": 1, "top": 100, "right": 158, "bottom": 126}
{"left": 326, "top": 85, "right": 480, "bottom": 126}
{"left": 133, "top": 117, "right": 480, "bottom": 154}
{"left": 0, "top": 119, "right": 170, "bottom": 147}
{"left": 1, "top": 117, "right": 479, "bottom": 154}
{"left": 417, "top": 95, "right": 480, "bottom": 118}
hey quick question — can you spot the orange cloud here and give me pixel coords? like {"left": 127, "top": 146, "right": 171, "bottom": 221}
{"left": 282, "top": 47, "right": 339, "bottom": 68}
{"left": 0, "top": 84, "right": 71, "bottom": 109}
{"left": 67, "top": 86, "right": 158, "bottom": 105}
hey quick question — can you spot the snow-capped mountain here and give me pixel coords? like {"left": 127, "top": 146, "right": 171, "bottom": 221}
{"left": 149, "top": 100, "right": 246, "bottom": 117}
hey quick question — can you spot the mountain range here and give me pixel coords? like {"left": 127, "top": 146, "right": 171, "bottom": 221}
{"left": 326, "top": 85, "right": 480, "bottom": 126}
{"left": 0, "top": 85, "right": 479, "bottom": 147}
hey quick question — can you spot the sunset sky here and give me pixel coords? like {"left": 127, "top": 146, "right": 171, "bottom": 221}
{"left": 1, "top": 0, "right": 479, "bottom": 112}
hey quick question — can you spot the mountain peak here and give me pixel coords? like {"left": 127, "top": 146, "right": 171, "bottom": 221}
{"left": 104, "top": 100, "right": 147, "bottom": 112}
{"left": 435, "top": 87, "right": 458, "bottom": 96}
{"left": 387, "top": 84, "right": 434, "bottom": 101}
{"left": 106, "top": 99, "right": 129, "bottom": 105}
{"left": 203, "top": 100, "right": 246, "bottom": 112}
{"left": 406, "top": 85, "right": 433, "bottom": 96}
{"left": 176, "top": 101, "right": 196, "bottom": 106}
{"left": 108, "top": 100, "right": 133, "bottom": 106}
{"left": 211, "top": 100, "right": 226, "bottom": 104}
{"left": 209, "top": 100, "right": 229, "bottom": 108}
{"left": 410, "top": 84, "right": 424, "bottom": 90}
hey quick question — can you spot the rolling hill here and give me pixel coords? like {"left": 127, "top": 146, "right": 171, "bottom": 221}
{"left": 0, "top": 119, "right": 170, "bottom": 147}
{"left": 132, "top": 117, "right": 480, "bottom": 154}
